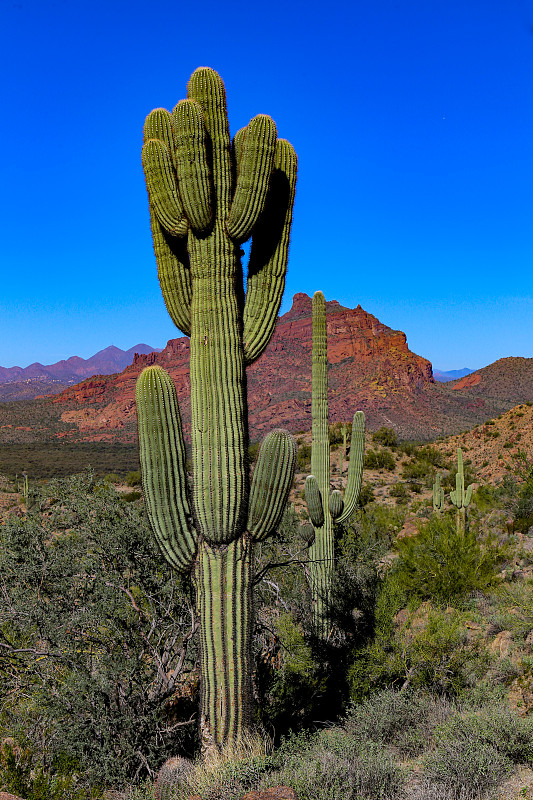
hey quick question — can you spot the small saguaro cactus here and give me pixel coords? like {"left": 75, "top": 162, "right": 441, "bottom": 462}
{"left": 136, "top": 67, "right": 297, "bottom": 754}
{"left": 432, "top": 473, "right": 445, "bottom": 512}
{"left": 450, "top": 447, "right": 473, "bottom": 535}
{"left": 304, "top": 291, "right": 365, "bottom": 638}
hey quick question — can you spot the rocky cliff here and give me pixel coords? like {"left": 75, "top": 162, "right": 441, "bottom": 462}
{"left": 51, "top": 294, "right": 435, "bottom": 441}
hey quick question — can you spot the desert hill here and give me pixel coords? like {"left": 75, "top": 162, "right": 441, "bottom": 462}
{"left": 0, "top": 295, "right": 531, "bottom": 449}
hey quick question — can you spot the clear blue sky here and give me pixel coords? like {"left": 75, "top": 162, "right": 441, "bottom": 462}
{"left": 2, "top": 0, "right": 532, "bottom": 372}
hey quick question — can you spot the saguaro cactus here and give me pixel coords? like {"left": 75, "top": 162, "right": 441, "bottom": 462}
{"left": 450, "top": 447, "right": 473, "bottom": 535}
{"left": 432, "top": 473, "right": 445, "bottom": 513}
{"left": 304, "top": 291, "right": 365, "bottom": 638}
{"left": 135, "top": 67, "right": 297, "bottom": 753}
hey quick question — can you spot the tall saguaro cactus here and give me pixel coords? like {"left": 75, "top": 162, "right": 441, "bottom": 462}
{"left": 304, "top": 291, "right": 365, "bottom": 638}
{"left": 135, "top": 67, "right": 297, "bottom": 754}
{"left": 450, "top": 447, "right": 473, "bottom": 535}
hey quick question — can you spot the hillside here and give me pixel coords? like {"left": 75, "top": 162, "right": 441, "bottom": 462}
{"left": 0, "top": 295, "right": 531, "bottom": 458}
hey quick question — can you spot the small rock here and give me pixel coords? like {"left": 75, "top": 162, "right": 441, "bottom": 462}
{"left": 489, "top": 630, "right": 513, "bottom": 657}
{"left": 0, "top": 793, "right": 28, "bottom": 800}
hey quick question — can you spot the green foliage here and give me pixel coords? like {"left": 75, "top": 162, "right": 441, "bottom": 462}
{"left": 434, "top": 704, "right": 533, "bottom": 764}
{"left": 296, "top": 441, "right": 312, "bottom": 472}
{"left": 389, "top": 481, "right": 410, "bottom": 503}
{"left": 364, "top": 448, "right": 395, "bottom": 471}
{"left": 393, "top": 513, "right": 505, "bottom": 605}
{"left": 344, "top": 689, "right": 451, "bottom": 757}
{"left": 424, "top": 737, "right": 511, "bottom": 796}
{"left": 262, "top": 729, "right": 404, "bottom": 800}
{"left": 0, "top": 473, "right": 197, "bottom": 787}
{"left": 125, "top": 469, "right": 141, "bottom": 486}
{"left": 371, "top": 426, "right": 398, "bottom": 448}
{"left": 0, "top": 739, "right": 94, "bottom": 800}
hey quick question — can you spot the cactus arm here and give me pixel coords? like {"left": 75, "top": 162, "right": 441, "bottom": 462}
{"left": 329, "top": 489, "right": 344, "bottom": 520}
{"left": 142, "top": 139, "right": 189, "bottom": 237}
{"left": 242, "top": 139, "right": 297, "bottom": 364}
{"left": 337, "top": 410, "right": 365, "bottom": 524}
{"left": 135, "top": 366, "right": 197, "bottom": 571}
{"left": 172, "top": 100, "right": 213, "bottom": 234}
{"left": 151, "top": 224, "right": 192, "bottom": 338}
{"left": 143, "top": 109, "right": 191, "bottom": 336}
{"left": 305, "top": 475, "right": 325, "bottom": 527}
{"left": 227, "top": 115, "right": 277, "bottom": 242}
{"left": 187, "top": 68, "right": 232, "bottom": 217}
{"left": 247, "top": 429, "right": 297, "bottom": 541}
{"left": 465, "top": 483, "right": 473, "bottom": 507}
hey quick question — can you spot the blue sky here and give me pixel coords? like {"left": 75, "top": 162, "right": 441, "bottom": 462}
{"left": 2, "top": 0, "right": 532, "bottom": 372}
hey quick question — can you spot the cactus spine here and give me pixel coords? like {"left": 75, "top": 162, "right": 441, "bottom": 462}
{"left": 450, "top": 447, "right": 473, "bottom": 535}
{"left": 136, "top": 68, "right": 297, "bottom": 754}
{"left": 304, "top": 291, "right": 365, "bottom": 638}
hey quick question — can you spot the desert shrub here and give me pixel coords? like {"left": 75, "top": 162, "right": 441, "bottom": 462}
{"left": 248, "top": 441, "right": 261, "bottom": 464}
{"left": 0, "top": 472, "right": 198, "bottom": 789}
{"left": 344, "top": 688, "right": 452, "bottom": 757}
{"left": 262, "top": 729, "right": 404, "bottom": 800}
{"left": 423, "top": 738, "right": 511, "bottom": 796}
{"left": 435, "top": 704, "right": 533, "bottom": 764}
{"left": 121, "top": 489, "right": 142, "bottom": 502}
{"left": 359, "top": 482, "right": 375, "bottom": 506}
{"left": 364, "top": 448, "right": 396, "bottom": 471}
{"left": 329, "top": 421, "right": 351, "bottom": 446}
{"left": 0, "top": 738, "right": 93, "bottom": 800}
{"left": 348, "top": 591, "right": 487, "bottom": 702}
{"left": 389, "top": 482, "right": 409, "bottom": 503}
{"left": 125, "top": 469, "right": 142, "bottom": 486}
{"left": 297, "top": 442, "right": 312, "bottom": 471}
{"left": 372, "top": 427, "right": 398, "bottom": 448}
{"left": 393, "top": 514, "right": 505, "bottom": 605}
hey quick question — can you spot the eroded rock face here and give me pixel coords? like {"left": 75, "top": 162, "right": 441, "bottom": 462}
{"left": 51, "top": 294, "right": 434, "bottom": 442}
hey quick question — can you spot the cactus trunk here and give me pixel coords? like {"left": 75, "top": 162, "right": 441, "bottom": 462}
{"left": 188, "top": 228, "right": 247, "bottom": 544}
{"left": 308, "top": 292, "right": 333, "bottom": 638}
{"left": 196, "top": 538, "right": 253, "bottom": 749}
{"left": 304, "top": 292, "right": 366, "bottom": 639}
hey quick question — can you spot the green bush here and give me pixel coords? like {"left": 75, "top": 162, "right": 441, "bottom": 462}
{"left": 344, "top": 689, "right": 451, "bottom": 757}
{"left": 371, "top": 427, "right": 398, "bottom": 448}
{"left": 125, "top": 469, "right": 141, "bottom": 486}
{"left": 364, "top": 448, "right": 396, "bottom": 471}
{"left": 262, "top": 730, "right": 404, "bottom": 800}
{"left": 394, "top": 514, "right": 505, "bottom": 605}
{"left": 424, "top": 738, "right": 511, "bottom": 796}
{"left": 434, "top": 704, "right": 533, "bottom": 764}
{"left": 297, "top": 442, "right": 312, "bottom": 472}
{"left": 0, "top": 472, "right": 198, "bottom": 789}
{"left": 389, "top": 482, "right": 409, "bottom": 503}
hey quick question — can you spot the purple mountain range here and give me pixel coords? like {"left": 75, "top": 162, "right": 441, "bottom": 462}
{"left": 0, "top": 344, "right": 161, "bottom": 385}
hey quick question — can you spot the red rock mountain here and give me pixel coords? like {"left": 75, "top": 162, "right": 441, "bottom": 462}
{"left": 51, "top": 294, "right": 435, "bottom": 441}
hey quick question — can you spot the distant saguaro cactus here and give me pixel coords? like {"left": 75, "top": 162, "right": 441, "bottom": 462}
{"left": 136, "top": 67, "right": 297, "bottom": 754}
{"left": 304, "top": 291, "right": 365, "bottom": 638}
{"left": 432, "top": 473, "right": 444, "bottom": 513}
{"left": 450, "top": 447, "right": 473, "bottom": 535}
